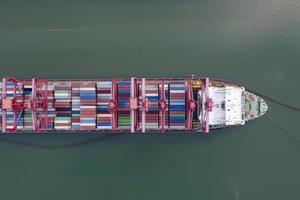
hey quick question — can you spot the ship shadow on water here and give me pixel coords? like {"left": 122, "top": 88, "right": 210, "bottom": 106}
{"left": 0, "top": 132, "right": 121, "bottom": 149}
{"left": 0, "top": 127, "right": 239, "bottom": 150}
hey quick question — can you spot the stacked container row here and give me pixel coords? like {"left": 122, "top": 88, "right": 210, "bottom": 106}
{"left": 139, "top": 82, "right": 159, "bottom": 129}
{"left": 54, "top": 82, "right": 72, "bottom": 130}
{"left": 5, "top": 81, "right": 17, "bottom": 130}
{"left": 72, "top": 82, "right": 80, "bottom": 130}
{"left": 96, "top": 81, "right": 113, "bottom": 130}
{"left": 117, "top": 81, "right": 131, "bottom": 128}
{"left": 47, "top": 83, "right": 55, "bottom": 130}
{"left": 23, "top": 82, "right": 33, "bottom": 130}
{"left": 169, "top": 82, "right": 186, "bottom": 129}
{"left": 80, "top": 82, "right": 96, "bottom": 130}
{"left": 16, "top": 82, "right": 24, "bottom": 130}
{"left": 163, "top": 83, "right": 170, "bottom": 128}
{"left": 0, "top": 82, "right": 2, "bottom": 130}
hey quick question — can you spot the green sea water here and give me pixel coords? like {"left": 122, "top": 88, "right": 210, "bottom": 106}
{"left": 0, "top": 0, "right": 299, "bottom": 199}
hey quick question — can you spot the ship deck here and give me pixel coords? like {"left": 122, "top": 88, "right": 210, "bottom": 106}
{"left": 0, "top": 77, "right": 244, "bottom": 133}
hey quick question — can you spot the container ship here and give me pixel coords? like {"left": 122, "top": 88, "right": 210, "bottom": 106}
{"left": 0, "top": 77, "right": 268, "bottom": 133}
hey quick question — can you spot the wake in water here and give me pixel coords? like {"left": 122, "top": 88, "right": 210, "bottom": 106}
{"left": 232, "top": 181, "right": 240, "bottom": 200}
{"left": 228, "top": 177, "right": 240, "bottom": 200}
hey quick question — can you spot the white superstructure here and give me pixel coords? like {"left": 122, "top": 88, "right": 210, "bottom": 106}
{"left": 201, "top": 86, "right": 245, "bottom": 126}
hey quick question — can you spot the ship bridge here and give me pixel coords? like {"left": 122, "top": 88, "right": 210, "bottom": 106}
{"left": 200, "top": 86, "right": 245, "bottom": 127}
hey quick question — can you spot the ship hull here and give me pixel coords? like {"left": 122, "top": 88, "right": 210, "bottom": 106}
{"left": 0, "top": 77, "right": 267, "bottom": 133}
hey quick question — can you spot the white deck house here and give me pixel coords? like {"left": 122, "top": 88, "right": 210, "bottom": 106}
{"left": 199, "top": 86, "right": 245, "bottom": 127}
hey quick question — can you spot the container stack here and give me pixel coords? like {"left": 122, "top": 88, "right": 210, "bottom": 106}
{"left": 169, "top": 82, "right": 186, "bottom": 129}
{"left": 2, "top": 81, "right": 24, "bottom": 130}
{"left": 139, "top": 82, "right": 159, "bottom": 129}
{"left": 162, "top": 83, "right": 170, "bottom": 128}
{"left": 23, "top": 82, "right": 33, "bottom": 130}
{"left": 5, "top": 81, "right": 16, "bottom": 130}
{"left": 80, "top": 82, "right": 96, "bottom": 130}
{"left": 54, "top": 82, "right": 72, "bottom": 130}
{"left": 6, "top": 111, "right": 14, "bottom": 130}
{"left": 96, "top": 81, "right": 113, "bottom": 130}
{"left": 0, "top": 82, "right": 2, "bottom": 130}
{"left": 23, "top": 112, "right": 32, "bottom": 130}
{"left": 117, "top": 81, "right": 131, "bottom": 128}
{"left": 47, "top": 83, "right": 55, "bottom": 130}
{"left": 16, "top": 82, "right": 24, "bottom": 130}
{"left": 72, "top": 82, "right": 81, "bottom": 130}
{"left": 5, "top": 81, "right": 14, "bottom": 98}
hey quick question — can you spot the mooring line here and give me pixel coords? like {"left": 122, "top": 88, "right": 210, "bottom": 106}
{"left": 265, "top": 115, "right": 299, "bottom": 145}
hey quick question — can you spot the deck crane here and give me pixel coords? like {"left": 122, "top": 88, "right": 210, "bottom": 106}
{"left": 1, "top": 77, "right": 48, "bottom": 133}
